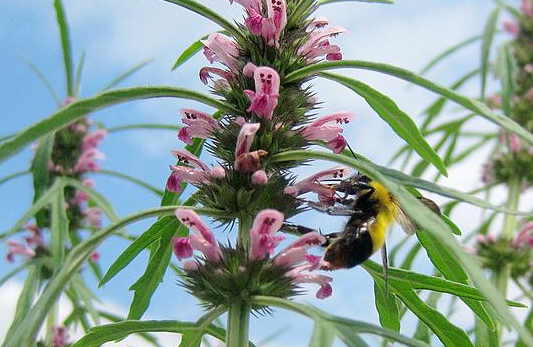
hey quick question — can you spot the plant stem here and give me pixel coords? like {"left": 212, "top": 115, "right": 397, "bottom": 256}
{"left": 494, "top": 174, "right": 522, "bottom": 346}
{"left": 226, "top": 300, "right": 251, "bottom": 347}
{"left": 44, "top": 303, "right": 58, "bottom": 346}
{"left": 238, "top": 216, "right": 252, "bottom": 249}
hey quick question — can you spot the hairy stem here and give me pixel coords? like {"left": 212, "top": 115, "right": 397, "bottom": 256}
{"left": 226, "top": 300, "right": 251, "bottom": 347}
{"left": 494, "top": 174, "right": 522, "bottom": 345}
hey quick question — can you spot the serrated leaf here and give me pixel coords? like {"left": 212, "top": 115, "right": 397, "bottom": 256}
{"left": 321, "top": 73, "right": 447, "bottom": 176}
{"left": 70, "top": 320, "right": 229, "bottom": 347}
{"left": 54, "top": 0, "right": 73, "bottom": 96}
{"left": 283, "top": 60, "right": 533, "bottom": 146}
{"left": 0, "top": 87, "right": 234, "bottom": 164}
{"left": 417, "top": 231, "right": 495, "bottom": 330}
{"left": 480, "top": 8, "right": 500, "bottom": 99}
{"left": 373, "top": 277, "right": 400, "bottom": 332}
{"left": 100, "top": 215, "right": 178, "bottom": 287}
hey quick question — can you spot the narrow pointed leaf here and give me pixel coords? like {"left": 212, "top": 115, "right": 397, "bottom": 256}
{"left": 283, "top": 60, "right": 533, "bottom": 146}
{"left": 73, "top": 52, "right": 86, "bottom": 97}
{"left": 421, "top": 35, "right": 483, "bottom": 75}
{"left": 54, "top": 0, "right": 74, "bottom": 96}
{"left": 106, "top": 123, "right": 181, "bottom": 134}
{"left": 101, "top": 59, "right": 153, "bottom": 91}
{"left": 0, "top": 86, "right": 234, "bottom": 164}
{"left": 19, "top": 54, "right": 62, "bottom": 106}
{"left": 31, "top": 133, "right": 55, "bottom": 227}
{"left": 321, "top": 73, "right": 447, "bottom": 176}
{"left": 51, "top": 186, "right": 69, "bottom": 266}
{"left": 480, "top": 8, "right": 500, "bottom": 99}
{"left": 318, "top": 0, "right": 393, "bottom": 5}
{"left": 97, "top": 169, "right": 164, "bottom": 196}
{"left": 373, "top": 278, "right": 400, "bottom": 331}
{"left": 172, "top": 36, "right": 207, "bottom": 70}
{"left": 309, "top": 321, "right": 335, "bottom": 347}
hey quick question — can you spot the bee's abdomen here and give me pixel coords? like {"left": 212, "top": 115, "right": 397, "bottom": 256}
{"left": 324, "top": 227, "right": 373, "bottom": 269}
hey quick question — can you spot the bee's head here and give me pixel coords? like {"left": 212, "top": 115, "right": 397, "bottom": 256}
{"left": 337, "top": 173, "right": 373, "bottom": 196}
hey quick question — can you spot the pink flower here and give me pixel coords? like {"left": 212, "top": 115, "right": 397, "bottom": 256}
{"left": 487, "top": 94, "right": 502, "bottom": 109}
{"left": 509, "top": 133, "right": 522, "bottom": 153}
{"left": 525, "top": 64, "right": 533, "bottom": 73}
{"left": 244, "top": 66, "right": 280, "bottom": 119}
{"left": 199, "top": 66, "right": 233, "bottom": 86}
{"left": 52, "top": 326, "right": 69, "bottom": 347}
{"left": 84, "top": 207, "right": 103, "bottom": 228}
{"left": 513, "top": 222, "right": 533, "bottom": 248}
{"left": 249, "top": 209, "right": 286, "bottom": 260}
{"left": 167, "top": 149, "right": 224, "bottom": 192}
{"left": 286, "top": 263, "right": 333, "bottom": 299}
{"left": 201, "top": 33, "right": 239, "bottom": 71}
{"left": 244, "top": 0, "right": 286, "bottom": 46}
{"left": 301, "top": 112, "right": 355, "bottom": 153}
{"left": 234, "top": 123, "right": 267, "bottom": 171}
{"left": 81, "top": 129, "right": 107, "bottom": 151}
{"left": 284, "top": 166, "right": 351, "bottom": 204}
{"left": 307, "top": 17, "right": 330, "bottom": 31}
{"left": 177, "top": 109, "right": 220, "bottom": 145}
{"left": 503, "top": 20, "right": 521, "bottom": 36}
{"left": 526, "top": 87, "right": 533, "bottom": 102}
{"left": 522, "top": 0, "right": 533, "bottom": 17}
{"left": 231, "top": 0, "right": 262, "bottom": 13}
{"left": 274, "top": 233, "right": 326, "bottom": 267}
{"left": 251, "top": 169, "right": 269, "bottom": 184}
{"left": 6, "top": 240, "right": 35, "bottom": 262}
{"left": 174, "top": 209, "right": 222, "bottom": 262}
{"left": 75, "top": 148, "right": 105, "bottom": 172}
{"left": 24, "top": 223, "right": 43, "bottom": 246}
{"left": 481, "top": 162, "right": 493, "bottom": 185}
{"left": 299, "top": 26, "right": 346, "bottom": 61}
{"left": 90, "top": 251, "right": 100, "bottom": 262}
{"left": 245, "top": 9, "right": 265, "bottom": 36}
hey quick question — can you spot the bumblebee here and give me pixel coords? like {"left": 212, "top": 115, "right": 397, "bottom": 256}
{"left": 287, "top": 173, "right": 440, "bottom": 273}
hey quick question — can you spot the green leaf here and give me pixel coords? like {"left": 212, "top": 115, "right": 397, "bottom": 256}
{"left": 0, "top": 86, "right": 235, "bottom": 164}
{"left": 127, "top": 222, "right": 187, "bottom": 319}
{"left": 499, "top": 42, "right": 516, "bottom": 116}
{"left": 393, "top": 280, "right": 473, "bottom": 347}
{"left": 97, "top": 311, "right": 163, "bottom": 347}
{"left": 172, "top": 36, "right": 207, "bottom": 70}
{"left": 420, "top": 35, "right": 483, "bottom": 75}
{"left": 283, "top": 60, "right": 533, "bottom": 146}
{"left": 97, "top": 169, "right": 164, "bottom": 197}
{"left": 30, "top": 133, "right": 55, "bottom": 227}
{"left": 99, "top": 216, "right": 178, "bottom": 287}
{"left": 373, "top": 278, "right": 400, "bottom": 332}
{"left": 417, "top": 231, "right": 495, "bottom": 330}
{"left": 54, "top": 0, "right": 74, "bottom": 96}
{"left": 480, "top": 8, "right": 500, "bottom": 100}
{"left": 51, "top": 186, "right": 69, "bottom": 267}
{"left": 70, "top": 320, "right": 228, "bottom": 347}
{"left": 106, "top": 123, "right": 181, "bottom": 134}
{"left": 3, "top": 266, "right": 40, "bottom": 343}
{"left": 0, "top": 263, "right": 28, "bottom": 287}
{"left": 412, "top": 291, "right": 440, "bottom": 343}
{"left": 317, "top": 0, "right": 393, "bottom": 5}
{"left": 270, "top": 149, "right": 533, "bottom": 347}
{"left": 1, "top": 206, "right": 220, "bottom": 347}
{"left": 73, "top": 52, "right": 86, "bottom": 97}
{"left": 309, "top": 322, "right": 335, "bottom": 347}
{"left": 101, "top": 59, "right": 153, "bottom": 91}
{"left": 69, "top": 274, "right": 100, "bottom": 324}
{"left": 253, "top": 296, "right": 431, "bottom": 347}
{"left": 19, "top": 54, "right": 62, "bottom": 106}
{"left": 161, "top": 0, "right": 244, "bottom": 41}
{"left": 320, "top": 73, "right": 447, "bottom": 176}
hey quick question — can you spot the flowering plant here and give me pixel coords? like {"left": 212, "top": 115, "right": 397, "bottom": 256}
{"left": 2, "top": 0, "right": 533, "bottom": 347}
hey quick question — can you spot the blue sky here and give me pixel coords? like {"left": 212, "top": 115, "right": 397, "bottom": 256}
{"left": 0, "top": 0, "right": 508, "bottom": 346}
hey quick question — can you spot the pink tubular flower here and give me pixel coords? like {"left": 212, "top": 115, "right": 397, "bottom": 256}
{"left": 284, "top": 166, "right": 352, "bottom": 204}
{"left": 231, "top": 0, "right": 262, "bottom": 13}
{"left": 522, "top": 0, "right": 533, "bottom": 17}
{"left": 6, "top": 240, "right": 35, "bottom": 262}
{"left": 244, "top": 66, "right": 280, "bottom": 120}
{"left": 174, "top": 209, "right": 222, "bottom": 262}
{"left": 90, "top": 251, "right": 100, "bottom": 263}
{"left": 287, "top": 263, "right": 333, "bottom": 299}
{"left": 249, "top": 209, "right": 286, "bottom": 260}
{"left": 199, "top": 67, "right": 233, "bottom": 86}
{"left": 84, "top": 207, "right": 103, "bottom": 228}
{"left": 177, "top": 109, "right": 221, "bottom": 145}
{"left": 513, "top": 222, "right": 533, "bottom": 248}
{"left": 251, "top": 169, "right": 269, "bottom": 184}
{"left": 167, "top": 149, "right": 225, "bottom": 192}
{"left": 509, "top": 133, "right": 522, "bottom": 153}
{"left": 24, "top": 223, "right": 43, "bottom": 246}
{"left": 201, "top": 33, "right": 239, "bottom": 71}
{"left": 234, "top": 123, "right": 268, "bottom": 171}
{"left": 301, "top": 112, "right": 355, "bottom": 153}
{"left": 52, "top": 326, "right": 69, "bottom": 347}
{"left": 299, "top": 26, "right": 346, "bottom": 61}
{"left": 503, "top": 21, "right": 521, "bottom": 36}
{"left": 244, "top": 0, "right": 286, "bottom": 46}
{"left": 81, "top": 129, "right": 107, "bottom": 151}
{"left": 525, "top": 64, "right": 533, "bottom": 74}
{"left": 75, "top": 148, "right": 105, "bottom": 172}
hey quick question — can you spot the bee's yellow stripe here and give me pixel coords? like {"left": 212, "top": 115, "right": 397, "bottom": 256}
{"left": 368, "top": 181, "right": 398, "bottom": 253}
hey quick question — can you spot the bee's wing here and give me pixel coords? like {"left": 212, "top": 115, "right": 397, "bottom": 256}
{"left": 395, "top": 197, "right": 441, "bottom": 235}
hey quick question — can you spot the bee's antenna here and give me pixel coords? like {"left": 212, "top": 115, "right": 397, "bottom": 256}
{"left": 346, "top": 142, "right": 358, "bottom": 160}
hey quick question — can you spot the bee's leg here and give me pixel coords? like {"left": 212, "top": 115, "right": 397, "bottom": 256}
{"left": 307, "top": 201, "right": 361, "bottom": 216}
{"left": 282, "top": 222, "right": 318, "bottom": 235}
{"left": 381, "top": 243, "right": 389, "bottom": 298}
